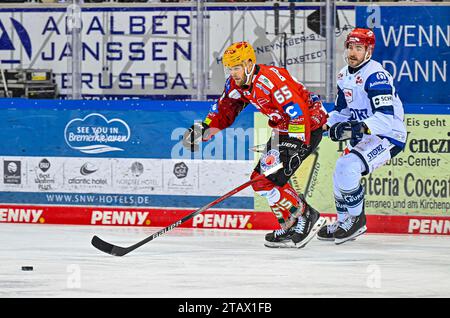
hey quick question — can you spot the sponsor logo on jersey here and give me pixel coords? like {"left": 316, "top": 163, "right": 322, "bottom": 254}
{"left": 375, "top": 72, "right": 388, "bottom": 80}
{"left": 260, "top": 149, "right": 281, "bottom": 172}
{"left": 192, "top": 213, "right": 251, "bottom": 229}
{"left": 367, "top": 144, "right": 386, "bottom": 162}
{"left": 337, "top": 72, "right": 343, "bottom": 80}
{"left": 372, "top": 94, "right": 393, "bottom": 107}
{"left": 350, "top": 108, "right": 369, "bottom": 120}
{"left": 283, "top": 103, "right": 302, "bottom": 119}
{"left": 369, "top": 80, "right": 390, "bottom": 88}
{"left": 257, "top": 75, "right": 274, "bottom": 89}
{"left": 343, "top": 88, "right": 353, "bottom": 103}
{"left": 255, "top": 83, "right": 270, "bottom": 95}
{"left": 288, "top": 124, "right": 305, "bottom": 133}
{"left": 91, "top": 210, "right": 150, "bottom": 225}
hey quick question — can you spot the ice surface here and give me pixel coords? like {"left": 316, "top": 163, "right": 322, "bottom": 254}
{"left": 0, "top": 223, "right": 449, "bottom": 298}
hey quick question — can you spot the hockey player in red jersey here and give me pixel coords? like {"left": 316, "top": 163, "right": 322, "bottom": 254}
{"left": 183, "top": 41, "right": 328, "bottom": 248}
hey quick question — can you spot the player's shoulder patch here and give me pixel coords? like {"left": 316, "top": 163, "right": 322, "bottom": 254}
{"left": 365, "top": 71, "right": 392, "bottom": 91}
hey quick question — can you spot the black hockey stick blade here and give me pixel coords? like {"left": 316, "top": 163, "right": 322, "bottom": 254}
{"left": 91, "top": 235, "right": 129, "bottom": 256}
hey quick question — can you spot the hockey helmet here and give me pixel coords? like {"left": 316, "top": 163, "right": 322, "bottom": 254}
{"left": 222, "top": 41, "right": 256, "bottom": 68}
{"left": 345, "top": 28, "right": 375, "bottom": 51}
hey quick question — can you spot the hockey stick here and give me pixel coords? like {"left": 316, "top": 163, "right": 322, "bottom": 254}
{"left": 91, "top": 163, "right": 283, "bottom": 256}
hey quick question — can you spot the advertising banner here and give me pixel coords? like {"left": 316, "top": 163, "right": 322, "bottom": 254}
{"left": 0, "top": 4, "right": 355, "bottom": 99}
{"left": 356, "top": 6, "right": 450, "bottom": 104}
{"left": 254, "top": 111, "right": 450, "bottom": 216}
{"left": 0, "top": 99, "right": 255, "bottom": 209}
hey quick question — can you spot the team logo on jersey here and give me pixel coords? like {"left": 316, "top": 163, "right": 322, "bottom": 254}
{"left": 257, "top": 75, "right": 274, "bottom": 90}
{"left": 255, "top": 83, "right": 270, "bottom": 95}
{"left": 260, "top": 149, "right": 281, "bottom": 172}
{"left": 355, "top": 75, "right": 363, "bottom": 85}
{"left": 343, "top": 88, "right": 353, "bottom": 103}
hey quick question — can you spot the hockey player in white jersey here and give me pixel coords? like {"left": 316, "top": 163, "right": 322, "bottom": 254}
{"left": 318, "top": 28, "right": 407, "bottom": 244}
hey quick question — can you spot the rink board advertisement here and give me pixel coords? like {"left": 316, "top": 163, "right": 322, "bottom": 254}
{"left": 0, "top": 99, "right": 449, "bottom": 235}
{"left": 0, "top": 99, "right": 255, "bottom": 209}
{"left": 356, "top": 6, "right": 450, "bottom": 104}
{"left": 254, "top": 111, "right": 450, "bottom": 217}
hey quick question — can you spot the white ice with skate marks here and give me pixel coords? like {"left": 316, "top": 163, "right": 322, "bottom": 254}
{"left": 0, "top": 223, "right": 449, "bottom": 298}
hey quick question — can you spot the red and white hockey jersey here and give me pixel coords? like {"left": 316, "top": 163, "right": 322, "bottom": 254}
{"left": 204, "top": 64, "right": 327, "bottom": 145}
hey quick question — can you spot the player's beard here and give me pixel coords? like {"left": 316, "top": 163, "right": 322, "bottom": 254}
{"left": 347, "top": 55, "right": 362, "bottom": 68}
{"left": 233, "top": 76, "right": 245, "bottom": 87}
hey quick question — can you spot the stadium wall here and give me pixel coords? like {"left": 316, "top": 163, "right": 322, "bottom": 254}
{"left": 0, "top": 99, "right": 448, "bottom": 235}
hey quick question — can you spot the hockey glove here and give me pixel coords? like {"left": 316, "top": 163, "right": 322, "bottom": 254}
{"left": 182, "top": 122, "right": 210, "bottom": 152}
{"left": 329, "top": 121, "right": 367, "bottom": 146}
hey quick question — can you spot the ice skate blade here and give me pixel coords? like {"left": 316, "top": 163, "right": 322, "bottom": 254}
{"left": 317, "top": 236, "right": 335, "bottom": 242}
{"left": 264, "top": 240, "right": 296, "bottom": 248}
{"left": 317, "top": 236, "right": 356, "bottom": 242}
{"left": 294, "top": 217, "right": 326, "bottom": 249}
{"left": 334, "top": 226, "right": 367, "bottom": 245}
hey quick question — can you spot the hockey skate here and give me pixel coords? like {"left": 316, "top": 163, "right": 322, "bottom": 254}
{"left": 264, "top": 225, "right": 295, "bottom": 248}
{"left": 317, "top": 221, "right": 340, "bottom": 241}
{"left": 317, "top": 221, "right": 357, "bottom": 242}
{"left": 334, "top": 212, "right": 367, "bottom": 245}
{"left": 291, "top": 204, "right": 326, "bottom": 248}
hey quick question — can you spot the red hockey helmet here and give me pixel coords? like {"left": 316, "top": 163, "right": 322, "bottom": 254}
{"left": 345, "top": 28, "right": 375, "bottom": 50}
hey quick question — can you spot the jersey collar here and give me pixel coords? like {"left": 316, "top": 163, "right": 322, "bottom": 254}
{"left": 348, "top": 59, "right": 370, "bottom": 74}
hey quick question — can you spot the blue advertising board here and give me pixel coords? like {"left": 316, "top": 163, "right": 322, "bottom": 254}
{"left": 356, "top": 6, "right": 450, "bottom": 104}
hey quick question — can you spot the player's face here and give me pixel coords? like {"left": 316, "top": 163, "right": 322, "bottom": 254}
{"left": 226, "top": 60, "right": 254, "bottom": 87}
{"left": 228, "top": 65, "right": 246, "bottom": 86}
{"left": 346, "top": 43, "right": 368, "bottom": 68}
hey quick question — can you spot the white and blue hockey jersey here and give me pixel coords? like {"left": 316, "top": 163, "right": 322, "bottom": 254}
{"left": 327, "top": 59, "right": 407, "bottom": 148}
